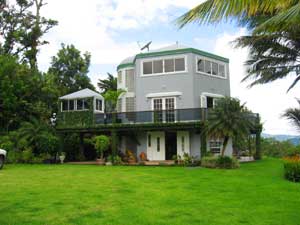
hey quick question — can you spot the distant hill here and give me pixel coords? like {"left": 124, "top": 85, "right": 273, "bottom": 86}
{"left": 262, "top": 133, "right": 300, "bottom": 146}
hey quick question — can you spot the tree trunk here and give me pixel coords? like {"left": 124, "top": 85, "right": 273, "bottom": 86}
{"left": 221, "top": 136, "right": 229, "bottom": 157}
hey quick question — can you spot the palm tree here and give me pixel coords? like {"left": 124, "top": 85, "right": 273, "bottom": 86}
{"left": 97, "top": 73, "right": 117, "bottom": 94}
{"left": 205, "top": 97, "right": 254, "bottom": 156}
{"left": 177, "top": 1, "right": 300, "bottom": 91}
{"left": 103, "top": 89, "right": 125, "bottom": 113}
{"left": 283, "top": 99, "right": 300, "bottom": 131}
{"left": 177, "top": 0, "right": 300, "bottom": 33}
{"left": 18, "top": 118, "right": 53, "bottom": 153}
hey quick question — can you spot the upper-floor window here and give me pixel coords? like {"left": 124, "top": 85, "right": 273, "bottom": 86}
{"left": 61, "top": 99, "right": 89, "bottom": 112}
{"left": 197, "top": 57, "right": 226, "bottom": 78}
{"left": 118, "top": 71, "right": 122, "bottom": 84}
{"left": 142, "top": 56, "right": 186, "bottom": 76}
{"left": 125, "top": 69, "right": 134, "bottom": 92}
{"left": 95, "top": 99, "right": 103, "bottom": 111}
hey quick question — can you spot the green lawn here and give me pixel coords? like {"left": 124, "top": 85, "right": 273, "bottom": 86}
{"left": 0, "top": 158, "right": 299, "bottom": 225}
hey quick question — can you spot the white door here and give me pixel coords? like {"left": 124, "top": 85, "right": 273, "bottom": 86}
{"left": 177, "top": 131, "right": 190, "bottom": 157}
{"left": 152, "top": 97, "right": 176, "bottom": 122}
{"left": 147, "top": 132, "right": 165, "bottom": 160}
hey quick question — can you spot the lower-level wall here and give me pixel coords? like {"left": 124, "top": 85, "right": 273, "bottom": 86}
{"left": 120, "top": 130, "right": 233, "bottom": 161}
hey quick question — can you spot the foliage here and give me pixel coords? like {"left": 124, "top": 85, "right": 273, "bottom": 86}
{"left": 283, "top": 99, "right": 300, "bottom": 131}
{"left": 98, "top": 73, "right": 117, "bottom": 94}
{"left": 216, "top": 156, "right": 239, "bottom": 169}
{"left": 201, "top": 156, "right": 218, "bottom": 168}
{"left": 47, "top": 44, "right": 95, "bottom": 97}
{"left": 93, "top": 135, "right": 110, "bottom": 159}
{"left": 206, "top": 97, "right": 254, "bottom": 156}
{"left": 283, "top": 155, "right": 300, "bottom": 182}
{"left": 177, "top": 1, "right": 300, "bottom": 91}
{"left": 107, "top": 155, "right": 122, "bottom": 165}
{"left": 104, "top": 89, "right": 125, "bottom": 112}
{"left": 201, "top": 156, "right": 239, "bottom": 169}
{"left": 261, "top": 137, "right": 300, "bottom": 158}
{"left": 0, "top": 0, "right": 57, "bottom": 68}
{"left": 139, "top": 152, "right": 147, "bottom": 161}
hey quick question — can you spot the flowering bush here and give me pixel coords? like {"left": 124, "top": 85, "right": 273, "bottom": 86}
{"left": 283, "top": 155, "right": 300, "bottom": 182}
{"left": 139, "top": 152, "right": 147, "bottom": 161}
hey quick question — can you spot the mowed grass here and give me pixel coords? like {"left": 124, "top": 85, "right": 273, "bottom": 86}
{"left": 0, "top": 159, "right": 300, "bottom": 225}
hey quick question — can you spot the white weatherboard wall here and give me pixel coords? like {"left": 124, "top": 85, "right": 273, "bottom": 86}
{"left": 176, "top": 131, "right": 190, "bottom": 157}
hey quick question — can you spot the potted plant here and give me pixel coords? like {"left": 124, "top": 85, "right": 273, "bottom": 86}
{"left": 59, "top": 152, "right": 66, "bottom": 164}
{"left": 126, "top": 150, "right": 136, "bottom": 165}
{"left": 93, "top": 135, "right": 110, "bottom": 165}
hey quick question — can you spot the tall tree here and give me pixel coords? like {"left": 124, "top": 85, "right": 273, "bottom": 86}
{"left": 205, "top": 97, "right": 253, "bottom": 156}
{"left": 47, "top": 44, "right": 95, "bottom": 96}
{"left": 177, "top": 0, "right": 300, "bottom": 91}
{"left": 97, "top": 73, "right": 117, "bottom": 94}
{"left": 0, "top": 0, "right": 57, "bottom": 68}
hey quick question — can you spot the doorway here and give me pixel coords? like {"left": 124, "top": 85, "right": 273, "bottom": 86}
{"left": 165, "top": 132, "right": 177, "bottom": 160}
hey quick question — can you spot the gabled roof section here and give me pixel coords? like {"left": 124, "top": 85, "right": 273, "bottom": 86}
{"left": 117, "top": 43, "right": 229, "bottom": 71}
{"left": 59, "top": 88, "right": 103, "bottom": 100}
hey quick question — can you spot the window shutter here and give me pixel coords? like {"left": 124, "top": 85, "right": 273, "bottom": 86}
{"left": 200, "top": 95, "right": 207, "bottom": 108}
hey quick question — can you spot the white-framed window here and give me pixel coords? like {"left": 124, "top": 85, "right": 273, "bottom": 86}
{"left": 95, "top": 99, "right": 103, "bottom": 111}
{"left": 141, "top": 55, "right": 187, "bottom": 76}
{"left": 196, "top": 56, "right": 227, "bottom": 79}
{"left": 209, "top": 140, "right": 222, "bottom": 154}
{"left": 152, "top": 97, "right": 176, "bottom": 122}
{"left": 200, "top": 93, "right": 224, "bottom": 108}
{"left": 118, "top": 71, "right": 122, "bottom": 84}
{"left": 61, "top": 99, "right": 89, "bottom": 112}
{"left": 125, "top": 69, "right": 134, "bottom": 92}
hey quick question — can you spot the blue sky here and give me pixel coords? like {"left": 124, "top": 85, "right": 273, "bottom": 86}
{"left": 36, "top": 0, "right": 299, "bottom": 135}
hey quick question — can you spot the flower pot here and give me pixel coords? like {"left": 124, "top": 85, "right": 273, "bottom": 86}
{"left": 96, "top": 159, "right": 105, "bottom": 165}
{"left": 59, "top": 155, "right": 65, "bottom": 164}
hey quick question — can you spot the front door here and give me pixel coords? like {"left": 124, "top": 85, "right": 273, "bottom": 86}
{"left": 165, "top": 132, "right": 177, "bottom": 160}
{"left": 147, "top": 132, "right": 165, "bottom": 160}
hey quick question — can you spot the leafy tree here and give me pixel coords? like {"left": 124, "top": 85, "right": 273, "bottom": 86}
{"left": 93, "top": 135, "right": 110, "bottom": 160}
{"left": 47, "top": 44, "right": 95, "bottom": 96}
{"left": 205, "top": 97, "right": 253, "bottom": 156}
{"left": 0, "top": 55, "right": 48, "bottom": 130}
{"left": 104, "top": 89, "right": 125, "bottom": 112}
{"left": 97, "top": 73, "right": 117, "bottom": 94}
{"left": 0, "top": 0, "right": 57, "bottom": 68}
{"left": 177, "top": 1, "right": 300, "bottom": 91}
{"left": 283, "top": 99, "right": 300, "bottom": 132}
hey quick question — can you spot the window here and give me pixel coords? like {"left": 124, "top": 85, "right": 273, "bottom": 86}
{"left": 219, "top": 64, "right": 225, "bottom": 77}
{"left": 96, "top": 99, "right": 102, "bottom": 111}
{"left": 165, "top": 98, "right": 175, "bottom": 122}
{"left": 207, "top": 96, "right": 214, "bottom": 109}
{"left": 143, "top": 61, "right": 152, "bottom": 74}
{"left": 205, "top": 60, "right": 212, "bottom": 74}
{"left": 126, "top": 97, "right": 135, "bottom": 112}
{"left": 62, "top": 100, "right": 68, "bottom": 111}
{"left": 77, "top": 99, "right": 89, "bottom": 110}
{"left": 211, "top": 62, "right": 218, "bottom": 75}
{"left": 157, "top": 137, "right": 160, "bottom": 152}
{"left": 148, "top": 134, "right": 151, "bottom": 147}
{"left": 164, "top": 59, "right": 174, "bottom": 73}
{"left": 181, "top": 136, "right": 185, "bottom": 153}
{"left": 209, "top": 140, "right": 222, "bottom": 154}
{"left": 175, "top": 58, "right": 185, "bottom": 71}
{"left": 197, "top": 57, "right": 226, "bottom": 78}
{"left": 118, "top": 71, "right": 122, "bottom": 84}
{"left": 69, "top": 100, "right": 75, "bottom": 110}
{"left": 117, "top": 98, "right": 122, "bottom": 112}
{"left": 125, "top": 69, "right": 134, "bottom": 91}
{"left": 197, "top": 59, "right": 205, "bottom": 72}
{"left": 142, "top": 57, "right": 186, "bottom": 75}
{"left": 153, "top": 60, "right": 163, "bottom": 74}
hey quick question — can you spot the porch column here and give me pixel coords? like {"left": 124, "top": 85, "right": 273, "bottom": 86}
{"left": 200, "top": 131, "right": 207, "bottom": 157}
{"left": 254, "top": 115, "right": 262, "bottom": 160}
{"left": 111, "top": 129, "right": 118, "bottom": 163}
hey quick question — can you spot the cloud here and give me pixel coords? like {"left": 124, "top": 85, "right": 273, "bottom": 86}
{"left": 214, "top": 29, "right": 299, "bottom": 135}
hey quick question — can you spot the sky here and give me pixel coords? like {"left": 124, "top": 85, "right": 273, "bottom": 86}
{"left": 33, "top": 0, "right": 299, "bottom": 135}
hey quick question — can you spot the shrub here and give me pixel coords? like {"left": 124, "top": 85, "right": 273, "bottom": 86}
{"left": 107, "top": 155, "right": 122, "bottom": 165}
{"left": 125, "top": 150, "right": 136, "bottom": 162}
{"left": 93, "top": 135, "right": 110, "bottom": 160}
{"left": 139, "top": 152, "right": 147, "bottom": 161}
{"left": 283, "top": 155, "right": 300, "bottom": 182}
{"left": 201, "top": 156, "right": 218, "bottom": 168}
{"left": 201, "top": 156, "right": 239, "bottom": 169}
{"left": 217, "top": 156, "right": 239, "bottom": 169}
